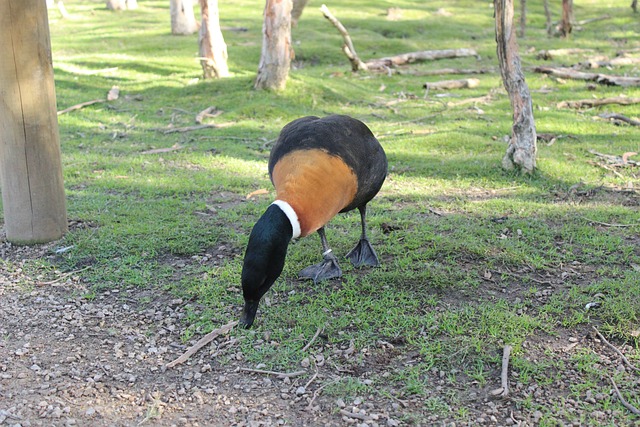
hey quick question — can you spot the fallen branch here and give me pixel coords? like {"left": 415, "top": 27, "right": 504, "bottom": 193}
{"left": 161, "top": 123, "right": 225, "bottom": 134}
{"left": 141, "top": 144, "right": 184, "bottom": 155}
{"left": 576, "top": 14, "right": 611, "bottom": 26}
{"left": 490, "top": 345, "right": 512, "bottom": 398}
{"left": 536, "top": 48, "right": 594, "bottom": 60}
{"left": 593, "top": 327, "right": 640, "bottom": 372}
{"left": 401, "top": 67, "right": 494, "bottom": 76}
{"left": 366, "top": 48, "right": 477, "bottom": 71}
{"left": 609, "top": 376, "right": 640, "bottom": 415}
{"left": 581, "top": 56, "right": 640, "bottom": 69}
{"left": 195, "top": 106, "right": 223, "bottom": 124}
{"left": 37, "top": 266, "right": 91, "bottom": 286}
{"left": 597, "top": 112, "right": 640, "bottom": 127}
{"left": 301, "top": 325, "right": 324, "bottom": 352}
{"left": 424, "top": 78, "right": 480, "bottom": 90}
{"left": 165, "top": 320, "right": 237, "bottom": 368}
{"left": 320, "top": 4, "right": 367, "bottom": 71}
{"left": 589, "top": 149, "right": 640, "bottom": 166}
{"left": 57, "top": 99, "right": 105, "bottom": 115}
{"left": 581, "top": 217, "right": 640, "bottom": 228}
{"left": 557, "top": 96, "right": 640, "bottom": 109}
{"left": 239, "top": 367, "right": 306, "bottom": 378}
{"left": 535, "top": 66, "right": 640, "bottom": 87}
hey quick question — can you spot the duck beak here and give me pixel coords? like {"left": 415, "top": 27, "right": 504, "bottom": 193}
{"left": 239, "top": 299, "right": 260, "bottom": 329}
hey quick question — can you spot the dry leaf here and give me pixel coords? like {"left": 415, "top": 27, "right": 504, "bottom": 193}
{"left": 246, "top": 188, "right": 269, "bottom": 199}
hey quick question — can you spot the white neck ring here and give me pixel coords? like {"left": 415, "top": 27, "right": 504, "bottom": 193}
{"left": 272, "top": 200, "right": 301, "bottom": 239}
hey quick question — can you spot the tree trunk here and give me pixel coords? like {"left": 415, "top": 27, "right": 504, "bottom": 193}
{"left": 560, "top": 0, "right": 573, "bottom": 37}
{"left": 106, "top": 0, "right": 127, "bottom": 10}
{"left": 0, "top": 0, "right": 68, "bottom": 244}
{"left": 518, "top": 0, "right": 526, "bottom": 37}
{"left": 632, "top": 0, "right": 638, "bottom": 13}
{"left": 171, "top": 0, "right": 199, "bottom": 35}
{"left": 494, "top": 0, "right": 537, "bottom": 173}
{"left": 255, "top": 0, "right": 293, "bottom": 90}
{"left": 199, "top": 0, "right": 229, "bottom": 78}
{"left": 543, "top": 0, "right": 553, "bottom": 35}
{"left": 126, "top": 0, "right": 138, "bottom": 10}
{"left": 291, "top": 0, "right": 309, "bottom": 27}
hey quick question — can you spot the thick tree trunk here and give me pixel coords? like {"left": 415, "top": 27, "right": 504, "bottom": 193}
{"left": 255, "top": 0, "right": 293, "bottom": 90}
{"left": 0, "top": 0, "right": 68, "bottom": 244}
{"left": 199, "top": 0, "right": 229, "bottom": 78}
{"left": 494, "top": 0, "right": 537, "bottom": 174}
{"left": 291, "top": 0, "right": 309, "bottom": 27}
{"left": 560, "top": 0, "right": 573, "bottom": 37}
{"left": 171, "top": 0, "right": 199, "bottom": 35}
{"left": 633, "top": 0, "right": 638, "bottom": 13}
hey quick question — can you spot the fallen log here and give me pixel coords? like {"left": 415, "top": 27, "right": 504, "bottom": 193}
{"left": 536, "top": 48, "right": 594, "bottom": 60}
{"left": 400, "top": 67, "right": 494, "bottom": 76}
{"left": 535, "top": 66, "right": 640, "bottom": 87}
{"left": 557, "top": 96, "right": 640, "bottom": 109}
{"left": 581, "top": 56, "right": 640, "bottom": 69}
{"left": 423, "top": 78, "right": 480, "bottom": 90}
{"left": 366, "top": 48, "right": 477, "bottom": 71}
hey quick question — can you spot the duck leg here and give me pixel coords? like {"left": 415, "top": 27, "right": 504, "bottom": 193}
{"left": 346, "top": 205, "right": 380, "bottom": 267}
{"left": 299, "top": 227, "right": 342, "bottom": 283}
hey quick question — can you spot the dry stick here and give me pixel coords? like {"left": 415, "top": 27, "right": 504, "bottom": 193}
{"left": 609, "top": 375, "right": 640, "bottom": 415}
{"left": 301, "top": 325, "right": 324, "bottom": 352}
{"left": 306, "top": 379, "right": 338, "bottom": 411}
{"left": 195, "top": 106, "right": 222, "bottom": 124}
{"left": 581, "top": 217, "right": 640, "bottom": 228}
{"left": 162, "top": 124, "right": 222, "bottom": 134}
{"left": 57, "top": 99, "right": 105, "bottom": 115}
{"left": 557, "top": 96, "right": 640, "bottom": 109}
{"left": 598, "top": 112, "right": 640, "bottom": 127}
{"left": 490, "top": 345, "right": 513, "bottom": 398}
{"left": 593, "top": 327, "right": 640, "bottom": 372}
{"left": 320, "top": 4, "right": 367, "bottom": 71}
{"left": 37, "top": 266, "right": 91, "bottom": 286}
{"left": 535, "top": 66, "right": 640, "bottom": 87}
{"left": 165, "top": 321, "right": 238, "bottom": 368}
{"left": 239, "top": 368, "right": 306, "bottom": 378}
{"left": 401, "top": 67, "right": 494, "bottom": 76}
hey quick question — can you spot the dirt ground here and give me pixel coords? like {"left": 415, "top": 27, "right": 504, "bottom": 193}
{"left": 0, "top": 239, "right": 637, "bottom": 427}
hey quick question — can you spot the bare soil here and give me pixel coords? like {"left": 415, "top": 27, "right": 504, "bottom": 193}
{"left": 0, "top": 239, "right": 637, "bottom": 427}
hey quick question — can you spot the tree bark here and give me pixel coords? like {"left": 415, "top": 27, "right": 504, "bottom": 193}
{"left": 255, "top": 0, "right": 293, "bottom": 90}
{"left": 171, "top": 0, "right": 199, "bottom": 35}
{"left": 560, "top": 0, "right": 573, "bottom": 38}
{"left": 199, "top": 0, "right": 229, "bottom": 78}
{"left": 543, "top": 0, "right": 553, "bottom": 35}
{"left": 0, "top": 0, "right": 68, "bottom": 244}
{"left": 291, "top": 0, "right": 309, "bottom": 27}
{"left": 633, "top": 0, "right": 638, "bottom": 13}
{"left": 494, "top": 0, "right": 537, "bottom": 173}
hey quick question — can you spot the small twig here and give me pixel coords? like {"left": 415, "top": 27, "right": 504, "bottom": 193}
{"left": 165, "top": 321, "right": 238, "bottom": 368}
{"left": 57, "top": 99, "right": 105, "bottom": 115}
{"left": 581, "top": 217, "right": 640, "bottom": 228}
{"left": 593, "top": 327, "right": 640, "bottom": 372}
{"left": 161, "top": 124, "right": 223, "bottom": 134}
{"left": 306, "top": 379, "right": 338, "bottom": 411}
{"left": 339, "top": 409, "right": 371, "bottom": 421}
{"left": 239, "top": 368, "right": 306, "bottom": 378}
{"left": 490, "top": 345, "right": 513, "bottom": 398}
{"left": 608, "top": 375, "right": 640, "bottom": 415}
{"left": 37, "top": 266, "right": 91, "bottom": 286}
{"left": 301, "top": 325, "right": 324, "bottom": 352}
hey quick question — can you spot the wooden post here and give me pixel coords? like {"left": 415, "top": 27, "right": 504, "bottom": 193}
{"left": 0, "top": 0, "right": 68, "bottom": 244}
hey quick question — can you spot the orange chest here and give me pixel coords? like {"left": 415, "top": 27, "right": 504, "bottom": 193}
{"left": 271, "top": 149, "right": 358, "bottom": 237}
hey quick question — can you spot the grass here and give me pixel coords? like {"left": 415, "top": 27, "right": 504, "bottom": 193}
{"left": 2, "top": 0, "right": 640, "bottom": 424}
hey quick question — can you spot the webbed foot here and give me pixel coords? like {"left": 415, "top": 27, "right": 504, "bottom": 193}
{"left": 346, "top": 238, "right": 380, "bottom": 267}
{"left": 299, "top": 250, "right": 342, "bottom": 283}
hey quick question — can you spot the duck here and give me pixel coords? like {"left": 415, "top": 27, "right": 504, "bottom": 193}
{"left": 239, "top": 115, "right": 387, "bottom": 328}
